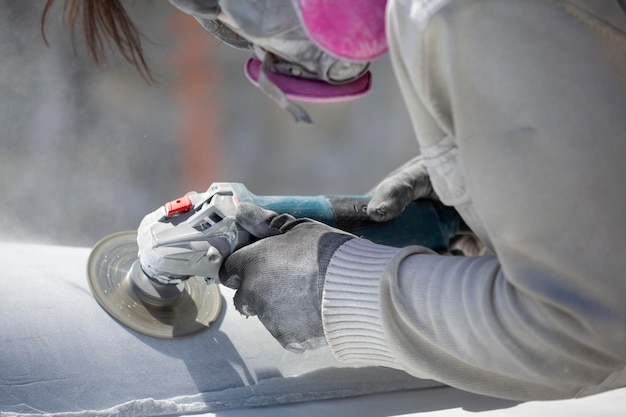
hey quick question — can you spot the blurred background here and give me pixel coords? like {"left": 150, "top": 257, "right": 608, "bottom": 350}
{"left": 0, "top": 0, "right": 418, "bottom": 247}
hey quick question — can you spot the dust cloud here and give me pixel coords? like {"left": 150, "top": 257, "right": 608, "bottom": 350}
{"left": 0, "top": 1, "right": 417, "bottom": 247}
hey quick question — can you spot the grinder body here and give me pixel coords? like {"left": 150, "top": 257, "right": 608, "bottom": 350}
{"left": 88, "top": 182, "right": 460, "bottom": 339}
{"left": 137, "top": 182, "right": 460, "bottom": 285}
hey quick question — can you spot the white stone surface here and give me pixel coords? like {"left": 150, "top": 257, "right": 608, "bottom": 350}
{"left": 2, "top": 243, "right": 625, "bottom": 416}
{"left": 190, "top": 385, "right": 626, "bottom": 417}
{"left": 0, "top": 242, "right": 439, "bottom": 416}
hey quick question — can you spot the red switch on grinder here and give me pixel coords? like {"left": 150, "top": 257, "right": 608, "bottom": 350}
{"left": 165, "top": 195, "right": 193, "bottom": 218}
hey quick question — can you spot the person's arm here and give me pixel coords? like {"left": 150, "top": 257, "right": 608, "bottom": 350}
{"left": 323, "top": 0, "right": 626, "bottom": 400}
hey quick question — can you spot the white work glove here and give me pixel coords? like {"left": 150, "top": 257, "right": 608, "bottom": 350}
{"left": 219, "top": 203, "right": 355, "bottom": 353}
{"left": 367, "top": 155, "right": 438, "bottom": 222}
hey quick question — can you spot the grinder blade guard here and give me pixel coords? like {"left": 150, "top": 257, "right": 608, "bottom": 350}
{"left": 86, "top": 231, "right": 222, "bottom": 339}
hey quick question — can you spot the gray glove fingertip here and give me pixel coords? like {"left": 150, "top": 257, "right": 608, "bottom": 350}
{"left": 283, "top": 341, "right": 306, "bottom": 354}
{"left": 367, "top": 185, "right": 408, "bottom": 222}
{"left": 220, "top": 271, "right": 241, "bottom": 290}
{"left": 267, "top": 212, "right": 299, "bottom": 231}
{"left": 233, "top": 289, "right": 257, "bottom": 318}
{"left": 235, "top": 202, "right": 299, "bottom": 238}
{"left": 366, "top": 202, "right": 391, "bottom": 222}
{"left": 219, "top": 253, "right": 242, "bottom": 289}
{"left": 235, "top": 202, "right": 281, "bottom": 238}
{"left": 284, "top": 336, "right": 327, "bottom": 354}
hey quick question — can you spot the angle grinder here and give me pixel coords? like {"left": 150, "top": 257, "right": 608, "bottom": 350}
{"left": 87, "top": 183, "right": 460, "bottom": 339}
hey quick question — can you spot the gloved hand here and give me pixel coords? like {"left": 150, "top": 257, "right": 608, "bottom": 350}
{"left": 220, "top": 202, "right": 355, "bottom": 353}
{"left": 367, "top": 155, "right": 438, "bottom": 222}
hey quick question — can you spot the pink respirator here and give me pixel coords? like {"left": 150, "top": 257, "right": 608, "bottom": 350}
{"left": 171, "top": 0, "right": 388, "bottom": 122}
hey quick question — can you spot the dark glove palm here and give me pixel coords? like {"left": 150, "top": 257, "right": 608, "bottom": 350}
{"left": 220, "top": 203, "right": 354, "bottom": 353}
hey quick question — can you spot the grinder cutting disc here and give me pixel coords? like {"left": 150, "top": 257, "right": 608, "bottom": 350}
{"left": 87, "top": 231, "right": 222, "bottom": 339}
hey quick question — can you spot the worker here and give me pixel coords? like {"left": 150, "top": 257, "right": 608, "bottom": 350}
{"left": 41, "top": 0, "right": 626, "bottom": 401}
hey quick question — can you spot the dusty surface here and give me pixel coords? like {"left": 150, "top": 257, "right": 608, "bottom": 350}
{"left": 0, "top": 242, "right": 441, "bottom": 416}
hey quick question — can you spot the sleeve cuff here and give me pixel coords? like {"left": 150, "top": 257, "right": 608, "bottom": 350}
{"left": 321, "top": 238, "right": 402, "bottom": 368}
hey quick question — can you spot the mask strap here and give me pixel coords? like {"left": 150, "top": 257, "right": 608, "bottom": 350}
{"left": 254, "top": 46, "right": 313, "bottom": 124}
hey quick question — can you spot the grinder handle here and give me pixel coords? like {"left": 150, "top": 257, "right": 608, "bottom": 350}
{"left": 234, "top": 188, "right": 459, "bottom": 251}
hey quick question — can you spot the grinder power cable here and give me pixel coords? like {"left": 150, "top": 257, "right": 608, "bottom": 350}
{"left": 87, "top": 183, "right": 461, "bottom": 339}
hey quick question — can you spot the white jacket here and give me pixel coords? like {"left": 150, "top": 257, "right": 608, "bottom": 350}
{"left": 323, "top": 0, "right": 626, "bottom": 400}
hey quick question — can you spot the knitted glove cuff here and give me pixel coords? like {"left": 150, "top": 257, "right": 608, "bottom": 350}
{"left": 322, "top": 238, "right": 401, "bottom": 367}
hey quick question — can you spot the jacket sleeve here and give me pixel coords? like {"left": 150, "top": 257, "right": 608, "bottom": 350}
{"left": 322, "top": 0, "right": 626, "bottom": 401}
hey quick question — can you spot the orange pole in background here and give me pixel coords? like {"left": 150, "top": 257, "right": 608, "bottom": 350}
{"left": 169, "top": 12, "right": 224, "bottom": 192}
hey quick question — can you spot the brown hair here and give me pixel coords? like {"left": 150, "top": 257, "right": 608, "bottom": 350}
{"left": 40, "top": 0, "right": 154, "bottom": 82}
